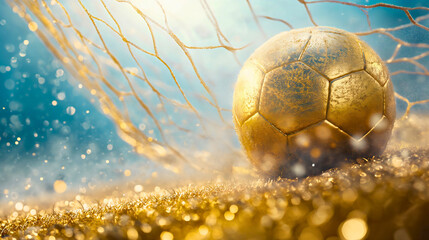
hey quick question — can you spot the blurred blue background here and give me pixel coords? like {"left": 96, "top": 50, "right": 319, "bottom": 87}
{"left": 0, "top": 0, "right": 156, "bottom": 203}
{"left": 0, "top": 0, "right": 428, "bottom": 204}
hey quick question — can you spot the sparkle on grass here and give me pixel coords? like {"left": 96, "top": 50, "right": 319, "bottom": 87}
{"left": 340, "top": 218, "right": 368, "bottom": 240}
{"left": 199, "top": 225, "right": 209, "bottom": 236}
{"left": 160, "top": 231, "right": 173, "bottom": 240}
{"left": 224, "top": 211, "right": 235, "bottom": 221}
{"left": 127, "top": 228, "right": 139, "bottom": 240}
{"left": 15, "top": 202, "right": 23, "bottom": 211}
{"left": 134, "top": 185, "right": 143, "bottom": 193}
{"left": 229, "top": 204, "right": 239, "bottom": 213}
{"left": 1, "top": 149, "right": 428, "bottom": 239}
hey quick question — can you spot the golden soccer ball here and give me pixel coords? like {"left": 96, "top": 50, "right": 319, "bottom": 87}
{"left": 233, "top": 26, "right": 396, "bottom": 178}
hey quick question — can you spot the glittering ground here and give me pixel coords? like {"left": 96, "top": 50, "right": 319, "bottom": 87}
{"left": 1, "top": 116, "right": 429, "bottom": 240}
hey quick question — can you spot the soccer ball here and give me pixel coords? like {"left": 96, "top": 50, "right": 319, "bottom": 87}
{"left": 233, "top": 26, "right": 396, "bottom": 178}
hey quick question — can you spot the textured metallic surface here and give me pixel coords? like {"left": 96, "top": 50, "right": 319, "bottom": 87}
{"left": 260, "top": 62, "right": 329, "bottom": 134}
{"left": 238, "top": 113, "right": 288, "bottom": 176}
{"left": 328, "top": 71, "right": 384, "bottom": 138}
{"left": 233, "top": 26, "right": 396, "bottom": 178}
{"left": 300, "top": 28, "right": 364, "bottom": 80}
{"left": 384, "top": 79, "right": 396, "bottom": 123}
{"left": 250, "top": 29, "right": 311, "bottom": 72}
{"left": 233, "top": 61, "right": 265, "bottom": 125}
{"left": 360, "top": 41, "right": 389, "bottom": 86}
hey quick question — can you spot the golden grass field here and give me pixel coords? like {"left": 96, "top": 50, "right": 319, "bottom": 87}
{"left": 1, "top": 115, "right": 428, "bottom": 240}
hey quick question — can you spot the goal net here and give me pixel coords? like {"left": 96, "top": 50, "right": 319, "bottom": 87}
{"left": 8, "top": 0, "right": 429, "bottom": 175}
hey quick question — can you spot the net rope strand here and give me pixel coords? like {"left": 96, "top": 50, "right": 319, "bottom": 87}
{"left": 7, "top": 0, "right": 429, "bottom": 172}
{"left": 299, "top": 0, "right": 429, "bottom": 120}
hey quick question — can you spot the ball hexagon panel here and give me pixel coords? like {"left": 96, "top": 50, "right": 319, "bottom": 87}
{"left": 233, "top": 60, "right": 265, "bottom": 125}
{"left": 300, "top": 29, "right": 364, "bottom": 80}
{"left": 328, "top": 71, "right": 384, "bottom": 138}
{"left": 288, "top": 120, "right": 352, "bottom": 168}
{"left": 240, "top": 113, "right": 288, "bottom": 175}
{"left": 259, "top": 62, "right": 329, "bottom": 134}
{"left": 250, "top": 29, "right": 311, "bottom": 72}
{"left": 384, "top": 79, "right": 396, "bottom": 123}
{"left": 359, "top": 40, "right": 389, "bottom": 86}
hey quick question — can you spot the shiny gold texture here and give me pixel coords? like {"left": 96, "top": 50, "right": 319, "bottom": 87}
{"left": 328, "top": 71, "right": 384, "bottom": 138}
{"left": 300, "top": 27, "right": 364, "bottom": 79}
{"left": 250, "top": 29, "right": 311, "bottom": 72}
{"left": 384, "top": 79, "right": 396, "bottom": 123}
{"left": 233, "top": 26, "right": 396, "bottom": 178}
{"left": 233, "top": 61, "right": 265, "bottom": 125}
{"left": 260, "top": 62, "right": 329, "bottom": 134}
{"left": 359, "top": 41, "right": 389, "bottom": 86}
{"left": 239, "top": 113, "right": 288, "bottom": 176}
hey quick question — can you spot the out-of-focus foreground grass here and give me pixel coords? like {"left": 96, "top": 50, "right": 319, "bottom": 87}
{"left": 1, "top": 116, "right": 429, "bottom": 240}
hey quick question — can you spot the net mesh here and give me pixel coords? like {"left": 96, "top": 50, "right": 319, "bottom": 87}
{"left": 7, "top": 0, "right": 429, "bottom": 174}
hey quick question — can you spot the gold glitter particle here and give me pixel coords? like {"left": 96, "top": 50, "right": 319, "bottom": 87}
{"left": 141, "top": 224, "right": 152, "bottom": 233}
{"left": 160, "top": 231, "right": 174, "bottom": 240}
{"left": 28, "top": 21, "right": 38, "bottom": 31}
{"left": 340, "top": 218, "right": 368, "bottom": 240}
{"left": 53, "top": 180, "right": 67, "bottom": 193}
{"left": 30, "top": 209, "right": 37, "bottom": 215}
{"left": 15, "top": 202, "right": 23, "bottom": 211}
{"left": 310, "top": 148, "right": 322, "bottom": 159}
{"left": 1, "top": 148, "right": 429, "bottom": 239}
{"left": 124, "top": 169, "right": 132, "bottom": 177}
{"left": 198, "top": 225, "right": 209, "bottom": 236}
{"left": 229, "top": 204, "right": 239, "bottom": 213}
{"left": 134, "top": 185, "right": 143, "bottom": 193}
{"left": 224, "top": 211, "right": 235, "bottom": 221}
{"left": 127, "top": 228, "right": 139, "bottom": 240}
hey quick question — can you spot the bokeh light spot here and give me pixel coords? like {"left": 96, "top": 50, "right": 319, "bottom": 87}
{"left": 340, "top": 218, "right": 368, "bottom": 240}
{"left": 53, "top": 180, "right": 67, "bottom": 193}
{"left": 160, "top": 231, "right": 174, "bottom": 240}
{"left": 28, "top": 21, "right": 38, "bottom": 31}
